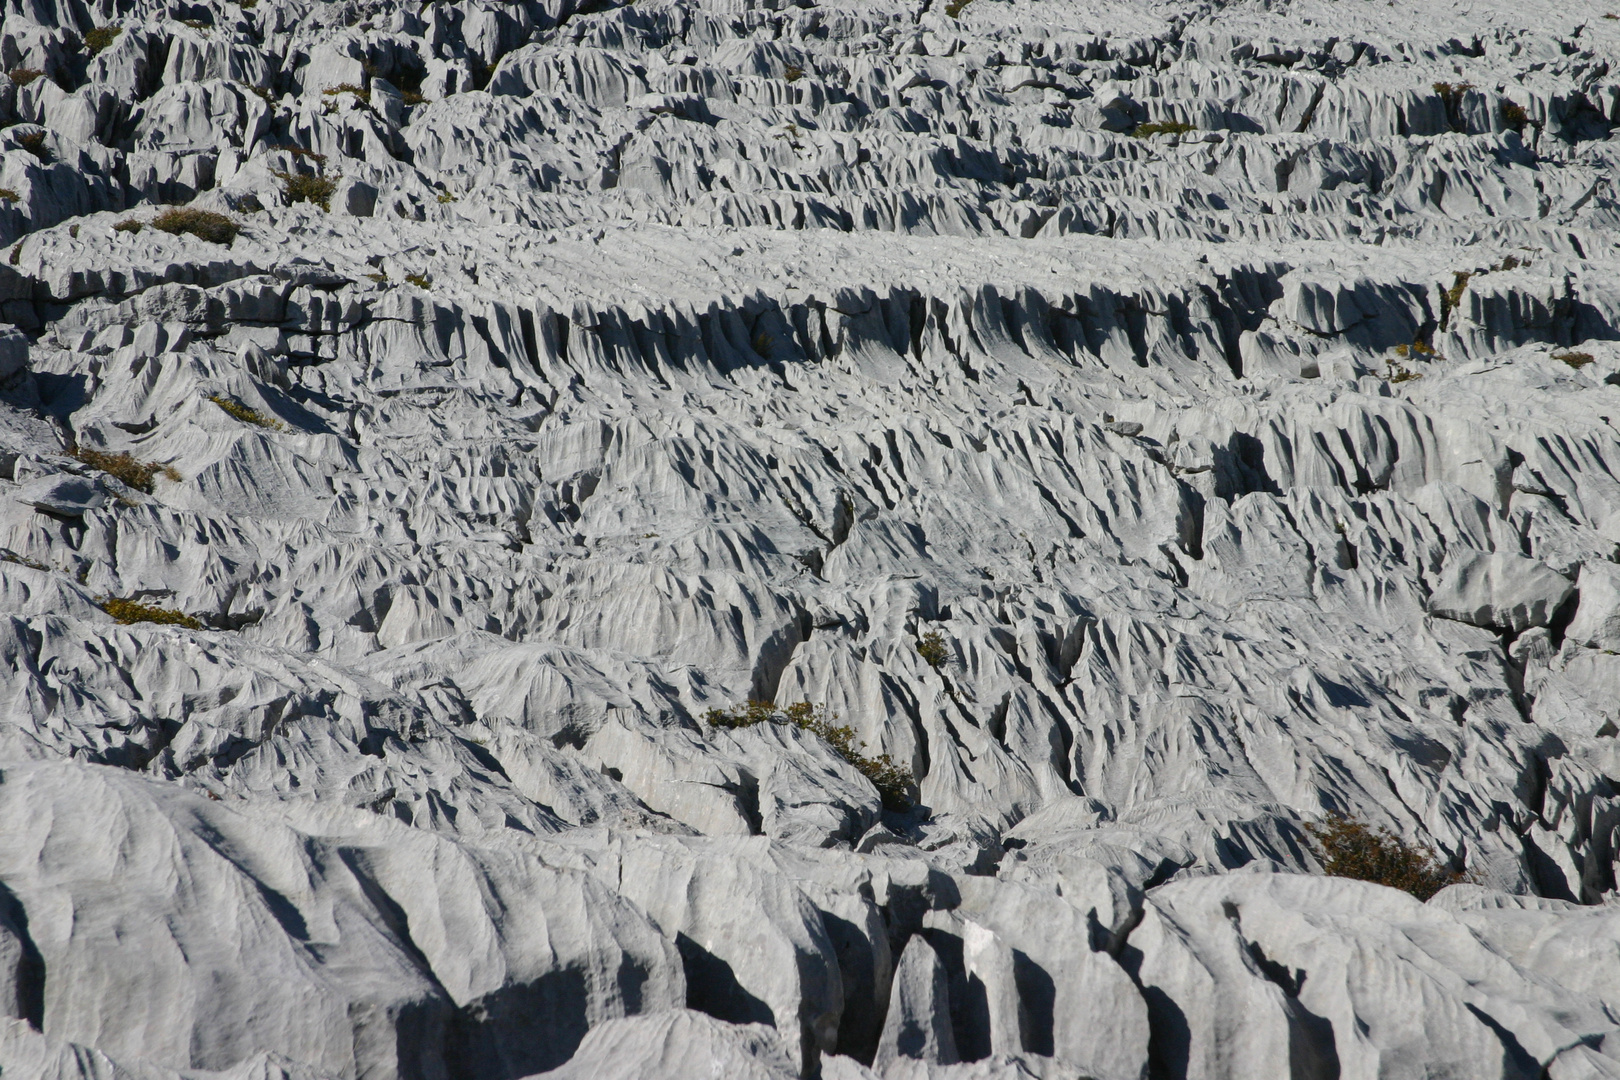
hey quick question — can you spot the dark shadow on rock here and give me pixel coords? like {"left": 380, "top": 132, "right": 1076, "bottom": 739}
{"left": 1139, "top": 984, "right": 1191, "bottom": 1080}
{"left": 0, "top": 880, "right": 45, "bottom": 1028}
{"left": 447, "top": 967, "right": 591, "bottom": 1080}
{"left": 1011, "top": 949, "right": 1054, "bottom": 1057}
{"left": 677, "top": 932, "right": 775, "bottom": 1027}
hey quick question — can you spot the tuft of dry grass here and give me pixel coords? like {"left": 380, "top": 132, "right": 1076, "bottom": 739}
{"left": 113, "top": 218, "right": 142, "bottom": 233}
{"left": 404, "top": 272, "right": 431, "bottom": 289}
{"left": 1554, "top": 350, "right": 1595, "bottom": 369}
{"left": 706, "top": 700, "right": 917, "bottom": 811}
{"left": 0, "top": 188, "right": 18, "bottom": 203}
{"left": 152, "top": 207, "right": 238, "bottom": 244}
{"left": 16, "top": 130, "right": 51, "bottom": 163}
{"left": 1, "top": 550, "right": 49, "bottom": 571}
{"left": 1439, "top": 270, "right": 1472, "bottom": 331}
{"left": 274, "top": 170, "right": 337, "bottom": 211}
{"left": 69, "top": 446, "right": 180, "bottom": 492}
{"left": 83, "top": 26, "right": 122, "bottom": 56}
{"left": 1306, "top": 813, "right": 1465, "bottom": 901}
{"left": 7, "top": 68, "right": 43, "bottom": 86}
{"left": 101, "top": 596, "right": 203, "bottom": 629}
{"left": 323, "top": 82, "right": 372, "bottom": 105}
{"left": 1132, "top": 120, "right": 1196, "bottom": 138}
{"left": 208, "top": 394, "right": 286, "bottom": 431}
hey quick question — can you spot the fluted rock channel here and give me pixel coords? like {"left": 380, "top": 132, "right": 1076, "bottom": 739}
{"left": 3, "top": 0, "right": 1620, "bottom": 1075}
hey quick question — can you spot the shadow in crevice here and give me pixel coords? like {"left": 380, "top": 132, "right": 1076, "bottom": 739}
{"left": 676, "top": 932, "right": 775, "bottom": 1027}
{"left": 0, "top": 881, "right": 44, "bottom": 1029}
{"left": 446, "top": 968, "right": 592, "bottom": 1080}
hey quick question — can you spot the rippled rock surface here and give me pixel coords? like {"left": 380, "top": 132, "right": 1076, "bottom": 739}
{"left": 3, "top": 0, "right": 1620, "bottom": 1075}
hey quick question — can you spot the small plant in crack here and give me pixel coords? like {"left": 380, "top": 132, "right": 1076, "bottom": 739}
{"left": 275, "top": 169, "right": 339, "bottom": 212}
{"left": 1306, "top": 813, "right": 1467, "bottom": 901}
{"left": 100, "top": 596, "right": 204, "bottom": 630}
{"left": 152, "top": 207, "right": 239, "bottom": 244}
{"left": 917, "top": 629, "right": 949, "bottom": 669}
{"left": 704, "top": 700, "right": 916, "bottom": 810}
{"left": 208, "top": 394, "right": 287, "bottom": 431}
{"left": 15, "top": 130, "right": 52, "bottom": 163}
{"left": 83, "top": 26, "right": 122, "bottom": 56}
{"left": 69, "top": 446, "right": 180, "bottom": 492}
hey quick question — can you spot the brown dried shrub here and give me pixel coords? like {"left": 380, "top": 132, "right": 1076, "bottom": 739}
{"left": 1306, "top": 813, "right": 1465, "bottom": 901}
{"left": 69, "top": 446, "right": 179, "bottom": 492}
{"left": 101, "top": 596, "right": 203, "bottom": 629}
{"left": 152, "top": 207, "right": 238, "bottom": 244}
{"left": 705, "top": 700, "right": 917, "bottom": 811}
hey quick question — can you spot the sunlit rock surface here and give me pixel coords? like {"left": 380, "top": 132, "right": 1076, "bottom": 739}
{"left": 2, "top": 0, "right": 1620, "bottom": 1074}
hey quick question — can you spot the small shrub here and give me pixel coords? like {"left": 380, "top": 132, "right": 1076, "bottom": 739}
{"left": 784, "top": 65, "right": 804, "bottom": 82}
{"left": 245, "top": 83, "right": 274, "bottom": 103}
{"left": 274, "top": 170, "right": 337, "bottom": 211}
{"left": 404, "top": 272, "right": 431, "bottom": 289}
{"left": 1, "top": 550, "right": 49, "bottom": 571}
{"left": 70, "top": 446, "right": 180, "bottom": 492}
{"left": 152, "top": 207, "right": 238, "bottom": 244}
{"left": 705, "top": 700, "right": 777, "bottom": 730}
{"left": 1492, "top": 254, "right": 1525, "bottom": 272}
{"left": 277, "top": 144, "right": 327, "bottom": 164}
{"left": 16, "top": 130, "right": 51, "bottom": 163}
{"left": 83, "top": 26, "right": 122, "bottom": 56}
{"left": 364, "top": 271, "right": 388, "bottom": 283}
{"left": 1132, "top": 120, "right": 1196, "bottom": 138}
{"left": 402, "top": 90, "right": 428, "bottom": 106}
{"left": 943, "top": 0, "right": 973, "bottom": 17}
{"left": 436, "top": 191, "right": 457, "bottom": 203}
{"left": 101, "top": 596, "right": 204, "bottom": 630}
{"left": 706, "top": 700, "right": 917, "bottom": 811}
{"left": 323, "top": 82, "right": 372, "bottom": 105}
{"left": 208, "top": 394, "right": 286, "bottom": 431}
{"left": 113, "top": 218, "right": 142, "bottom": 233}
{"left": 1439, "top": 270, "right": 1472, "bottom": 330}
{"left": 1501, "top": 100, "right": 1528, "bottom": 132}
{"left": 239, "top": 0, "right": 258, "bottom": 8}
{"left": 1386, "top": 361, "right": 1423, "bottom": 384}
{"left": 0, "top": 188, "right": 18, "bottom": 203}
{"left": 917, "top": 629, "right": 949, "bottom": 669}
{"left": 1554, "top": 350, "right": 1595, "bottom": 369}
{"left": 7, "top": 68, "right": 43, "bottom": 86}
{"left": 1306, "top": 813, "right": 1464, "bottom": 901}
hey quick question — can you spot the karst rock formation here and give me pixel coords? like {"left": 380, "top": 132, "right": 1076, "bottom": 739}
{"left": 2, "top": 0, "right": 1620, "bottom": 1074}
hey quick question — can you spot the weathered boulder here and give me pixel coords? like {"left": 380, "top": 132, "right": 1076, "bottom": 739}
{"left": 1428, "top": 551, "right": 1573, "bottom": 632}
